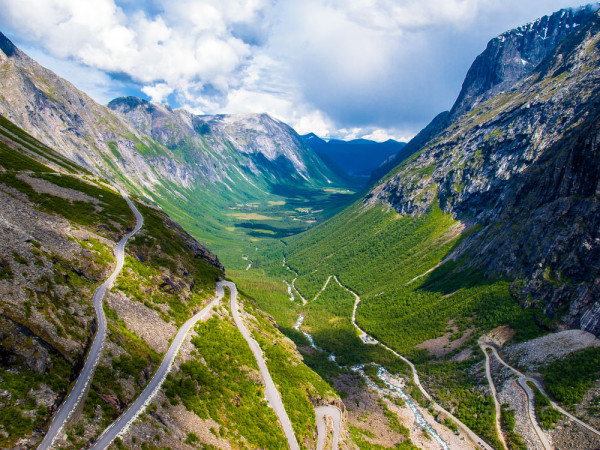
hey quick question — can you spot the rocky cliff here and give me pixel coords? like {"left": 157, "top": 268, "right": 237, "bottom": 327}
{"left": 368, "top": 10, "right": 600, "bottom": 335}
{"left": 450, "top": 4, "right": 599, "bottom": 118}
{"left": 108, "top": 97, "right": 337, "bottom": 187}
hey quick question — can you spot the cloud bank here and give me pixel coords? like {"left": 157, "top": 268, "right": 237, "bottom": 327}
{"left": 0, "top": 0, "right": 594, "bottom": 140}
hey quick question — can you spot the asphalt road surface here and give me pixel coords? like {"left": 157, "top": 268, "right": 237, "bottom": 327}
{"left": 224, "top": 280, "right": 301, "bottom": 450}
{"left": 315, "top": 405, "right": 342, "bottom": 450}
{"left": 38, "top": 192, "right": 143, "bottom": 450}
{"left": 90, "top": 284, "right": 224, "bottom": 449}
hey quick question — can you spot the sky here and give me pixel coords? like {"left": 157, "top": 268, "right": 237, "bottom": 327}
{"left": 0, "top": 0, "right": 595, "bottom": 141}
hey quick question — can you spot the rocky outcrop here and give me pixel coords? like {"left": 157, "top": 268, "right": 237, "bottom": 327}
{"left": 450, "top": 4, "right": 600, "bottom": 119}
{"left": 369, "top": 11, "right": 600, "bottom": 334}
{"left": 108, "top": 96, "right": 337, "bottom": 187}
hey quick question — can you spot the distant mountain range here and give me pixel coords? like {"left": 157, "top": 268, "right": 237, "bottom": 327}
{"left": 0, "top": 33, "right": 354, "bottom": 254}
{"left": 301, "top": 133, "right": 407, "bottom": 178}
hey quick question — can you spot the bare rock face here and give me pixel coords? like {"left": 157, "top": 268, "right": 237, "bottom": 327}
{"left": 369, "top": 11, "right": 600, "bottom": 334}
{"left": 450, "top": 4, "right": 600, "bottom": 119}
{"left": 108, "top": 96, "right": 336, "bottom": 188}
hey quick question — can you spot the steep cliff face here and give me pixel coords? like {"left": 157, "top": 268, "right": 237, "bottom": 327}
{"left": 369, "top": 11, "right": 600, "bottom": 334}
{"left": 450, "top": 4, "right": 599, "bottom": 118}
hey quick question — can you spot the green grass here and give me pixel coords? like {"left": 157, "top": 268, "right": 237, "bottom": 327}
{"left": 528, "top": 382, "right": 561, "bottom": 429}
{"left": 163, "top": 315, "right": 288, "bottom": 448}
{"left": 244, "top": 295, "right": 337, "bottom": 444}
{"left": 421, "top": 358, "right": 502, "bottom": 448}
{"left": 299, "top": 277, "right": 410, "bottom": 374}
{"left": 501, "top": 404, "right": 526, "bottom": 450}
{"left": 0, "top": 171, "right": 133, "bottom": 234}
{"left": 286, "top": 201, "right": 544, "bottom": 358}
{"left": 282, "top": 198, "right": 544, "bottom": 445}
{"left": 542, "top": 347, "right": 600, "bottom": 405}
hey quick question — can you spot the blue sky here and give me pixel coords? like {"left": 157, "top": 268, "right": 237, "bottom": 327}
{"left": 0, "top": 0, "right": 595, "bottom": 141}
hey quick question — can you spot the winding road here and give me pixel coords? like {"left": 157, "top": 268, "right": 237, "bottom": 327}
{"left": 224, "top": 281, "right": 301, "bottom": 450}
{"left": 38, "top": 192, "right": 143, "bottom": 450}
{"left": 479, "top": 343, "right": 508, "bottom": 450}
{"left": 90, "top": 285, "right": 224, "bottom": 449}
{"left": 481, "top": 342, "right": 600, "bottom": 444}
{"left": 517, "top": 378, "right": 553, "bottom": 450}
{"left": 325, "top": 275, "right": 493, "bottom": 449}
{"left": 89, "top": 277, "right": 336, "bottom": 449}
{"left": 315, "top": 405, "right": 342, "bottom": 450}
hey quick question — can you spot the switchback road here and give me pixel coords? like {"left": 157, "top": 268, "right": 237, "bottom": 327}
{"left": 38, "top": 192, "right": 143, "bottom": 450}
{"left": 225, "top": 280, "right": 301, "bottom": 450}
{"left": 483, "top": 343, "right": 600, "bottom": 441}
{"left": 315, "top": 405, "right": 342, "bottom": 450}
{"left": 90, "top": 284, "right": 224, "bottom": 449}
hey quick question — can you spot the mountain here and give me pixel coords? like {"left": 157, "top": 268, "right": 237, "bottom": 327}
{"left": 367, "top": 8, "right": 600, "bottom": 333}
{"left": 0, "top": 111, "right": 343, "bottom": 450}
{"left": 0, "top": 33, "right": 353, "bottom": 262}
{"left": 0, "top": 114, "right": 225, "bottom": 447}
{"left": 375, "top": 5, "right": 600, "bottom": 182}
{"left": 450, "top": 3, "right": 600, "bottom": 119}
{"left": 280, "top": 8, "right": 600, "bottom": 447}
{"left": 290, "top": 7, "right": 600, "bottom": 343}
{"left": 107, "top": 97, "right": 336, "bottom": 188}
{"left": 301, "top": 133, "right": 406, "bottom": 178}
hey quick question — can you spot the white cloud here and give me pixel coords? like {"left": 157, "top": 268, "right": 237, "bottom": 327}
{"left": 141, "top": 83, "right": 173, "bottom": 102}
{"left": 362, "top": 129, "right": 403, "bottom": 142}
{"left": 0, "top": 0, "right": 596, "bottom": 142}
{"left": 0, "top": 0, "right": 255, "bottom": 93}
{"left": 331, "top": 0, "right": 484, "bottom": 31}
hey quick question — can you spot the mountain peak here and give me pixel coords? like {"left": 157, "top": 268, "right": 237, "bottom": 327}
{"left": 0, "top": 31, "right": 17, "bottom": 58}
{"left": 450, "top": 4, "right": 599, "bottom": 118}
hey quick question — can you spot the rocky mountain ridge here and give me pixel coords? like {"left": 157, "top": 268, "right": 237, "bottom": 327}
{"left": 368, "top": 10, "right": 600, "bottom": 334}
{"left": 377, "top": 4, "right": 600, "bottom": 185}
{"left": 0, "top": 34, "right": 340, "bottom": 202}
{"left": 107, "top": 97, "right": 337, "bottom": 188}
{"left": 450, "top": 4, "right": 600, "bottom": 119}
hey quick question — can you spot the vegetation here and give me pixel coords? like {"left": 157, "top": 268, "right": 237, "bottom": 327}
{"left": 286, "top": 201, "right": 543, "bottom": 360}
{"left": 348, "top": 424, "right": 418, "bottom": 449}
{"left": 528, "top": 382, "right": 561, "bottom": 429}
{"left": 0, "top": 352, "right": 71, "bottom": 447}
{"left": 163, "top": 315, "right": 288, "bottom": 448}
{"left": 420, "top": 358, "right": 502, "bottom": 448}
{"left": 244, "top": 295, "right": 337, "bottom": 443}
{"left": 501, "top": 404, "right": 526, "bottom": 450}
{"left": 0, "top": 171, "right": 133, "bottom": 234}
{"left": 114, "top": 202, "right": 221, "bottom": 325}
{"left": 542, "top": 347, "right": 600, "bottom": 405}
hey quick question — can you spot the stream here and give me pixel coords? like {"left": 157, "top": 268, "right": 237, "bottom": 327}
{"left": 294, "top": 312, "right": 448, "bottom": 449}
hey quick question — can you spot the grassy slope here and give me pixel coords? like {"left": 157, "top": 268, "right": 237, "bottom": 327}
{"left": 0, "top": 121, "right": 138, "bottom": 447}
{"left": 282, "top": 199, "right": 544, "bottom": 446}
{"left": 0, "top": 114, "right": 342, "bottom": 449}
